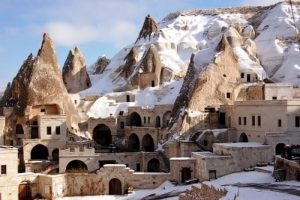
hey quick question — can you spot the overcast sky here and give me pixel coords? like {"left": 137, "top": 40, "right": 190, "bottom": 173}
{"left": 0, "top": 0, "right": 282, "bottom": 89}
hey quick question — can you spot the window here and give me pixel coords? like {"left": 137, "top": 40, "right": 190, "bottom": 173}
{"left": 295, "top": 116, "right": 300, "bottom": 127}
{"left": 252, "top": 116, "right": 255, "bottom": 126}
{"left": 41, "top": 108, "right": 46, "bottom": 112}
{"left": 148, "top": 117, "right": 151, "bottom": 124}
{"left": 144, "top": 117, "right": 146, "bottom": 124}
{"left": 243, "top": 117, "right": 247, "bottom": 125}
{"left": 74, "top": 100, "right": 77, "bottom": 104}
{"left": 126, "top": 95, "right": 130, "bottom": 102}
{"left": 47, "top": 127, "right": 51, "bottom": 135}
{"left": 56, "top": 126, "right": 60, "bottom": 135}
{"left": 238, "top": 117, "right": 241, "bottom": 125}
{"left": 241, "top": 73, "right": 244, "bottom": 78}
{"left": 278, "top": 119, "right": 282, "bottom": 127}
{"left": 119, "top": 111, "right": 124, "bottom": 116}
{"left": 226, "top": 92, "right": 231, "bottom": 99}
{"left": 258, "top": 116, "right": 261, "bottom": 126}
{"left": 1, "top": 165, "right": 6, "bottom": 175}
{"left": 272, "top": 96, "right": 277, "bottom": 100}
{"left": 203, "top": 140, "right": 208, "bottom": 146}
{"left": 120, "top": 122, "right": 124, "bottom": 129}
{"left": 136, "top": 163, "right": 141, "bottom": 172}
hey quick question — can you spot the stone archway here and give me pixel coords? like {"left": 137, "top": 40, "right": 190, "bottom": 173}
{"left": 109, "top": 178, "right": 122, "bottom": 195}
{"left": 239, "top": 133, "right": 248, "bottom": 142}
{"left": 181, "top": 168, "right": 192, "bottom": 183}
{"left": 147, "top": 158, "right": 160, "bottom": 172}
{"left": 93, "top": 124, "right": 112, "bottom": 146}
{"left": 142, "top": 134, "right": 154, "bottom": 152}
{"left": 52, "top": 148, "right": 59, "bottom": 161}
{"left": 128, "top": 133, "right": 140, "bottom": 151}
{"left": 19, "top": 181, "right": 32, "bottom": 200}
{"left": 276, "top": 143, "right": 285, "bottom": 155}
{"left": 130, "top": 112, "right": 142, "bottom": 127}
{"left": 66, "top": 160, "right": 88, "bottom": 173}
{"left": 31, "top": 144, "right": 49, "bottom": 160}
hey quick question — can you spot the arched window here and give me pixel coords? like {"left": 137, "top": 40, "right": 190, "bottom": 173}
{"left": 93, "top": 124, "right": 112, "bottom": 146}
{"left": 239, "top": 133, "right": 248, "bottom": 142}
{"left": 16, "top": 124, "right": 24, "bottom": 134}
{"left": 130, "top": 112, "right": 142, "bottom": 127}
{"left": 66, "top": 160, "right": 88, "bottom": 173}
{"left": 142, "top": 134, "right": 154, "bottom": 152}
{"left": 147, "top": 158, "right": 160, "bottom": 172}
{"left": 31, "top": 144, "right": 48, "bottom": 160}
{"left": 128, "top": 133, "right": 140, "bottom": 151}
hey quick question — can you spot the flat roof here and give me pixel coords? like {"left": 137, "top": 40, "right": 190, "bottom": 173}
{"left": 192, "top": 151, "right": 231, "bottom": 158}
{"left": 215, "top": 142, "right": 270, "bottom": 148}
{"left": 170, "top": 157, "right": 196, "bottom": 161}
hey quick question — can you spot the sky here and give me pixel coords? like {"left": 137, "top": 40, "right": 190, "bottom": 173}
{"left": 0, "top": 0, "right": 282, "bottom": 90}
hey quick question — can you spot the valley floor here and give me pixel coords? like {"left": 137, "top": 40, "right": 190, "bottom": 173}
{"left": 59, "top": 167, "right": 300, "bottom": 200}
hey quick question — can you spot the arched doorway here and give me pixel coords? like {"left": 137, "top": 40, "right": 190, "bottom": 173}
{"left": 239, "top": 133, "right": 248, "bottom": 142}
{"left": 16, "top": 124, "right": 24, "bottom": 134}
{"left": 31, "top": 121, "right": 39, "bottom": 139}
{"left": 52, "top": 148, "right": 59, "bottom": 161}
{"left": 147, "top": 158, "right": 160, "bottom": 172}
{"left": 142, "top": 134, "right": 154, "bottom": 152}
{"left": 109, "top": 178, "right": 122, "bottom": 195}
{"left": 66, "top": 160, "right": 88, "bottom": 173}
{"left": 163, "top": 111, "right": 171, "bottom": 128}
{"left": 31, "top": 144, "right": 48, "bottom": 160}
{"left": 19, "top": 181, "right": 32, "bottom": 200}
{"left": 128, "top": 133, "right": 140, "bottom": 151}
{"left": 276, "top": 143, "right": 285, "bottom": 155}
{"left": 130, "top": 112, "right": 142, "bottom": 127}
{"left": 155, "top": 116, "right": 161, "bottom": 128}
{"left": 181, "top": 168, "right": 192, "bottom": 183}
{"left": 93, "top": 124, "right": 112, "bottom": 146}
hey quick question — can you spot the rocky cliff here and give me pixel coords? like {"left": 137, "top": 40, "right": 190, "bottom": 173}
{"left": 62, "top": 47, "right": 91, "bottom": 93}
{"left": 1, "top": 33, "right": 80, "bottom": 133}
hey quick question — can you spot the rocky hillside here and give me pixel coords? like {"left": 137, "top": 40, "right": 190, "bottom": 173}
{"left": 80, "top": 1, "right": 300, "bottom": 135}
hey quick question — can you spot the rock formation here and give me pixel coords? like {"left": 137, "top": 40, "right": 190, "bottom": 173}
{"left": 169, "top": 32, "right": 242, "bottom": 135}
{"left": 1, "top": 33, "right": 80, "bottom": 134}
{"left": 93, "top": 56, "right": 110, "bottom": 74}
{"left": 62, "top": 47, "right": 91, "bottom": 93}
{"left": 136, "top": 14, "right": 158, "bottom": 41}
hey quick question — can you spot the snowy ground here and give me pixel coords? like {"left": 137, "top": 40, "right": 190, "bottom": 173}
{"left": 60, "top": 167, "right": 300, "bottom": 200}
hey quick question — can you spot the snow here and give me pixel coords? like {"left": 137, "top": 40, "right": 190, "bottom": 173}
{"left": 60, "top": 170, "right": 300, "bottom": 200}
{"left": 217, "top": 142, "right": 268, "bottom": 148}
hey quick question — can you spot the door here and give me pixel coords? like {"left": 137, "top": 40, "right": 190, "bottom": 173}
{"left": 247, "top": 74, "right": 251, "bottom": 82}
{"left": 181, "top": 168, "right": 192, "bottom": 183}
{"left": 109, "top": 178, "right": 122, "bottom": 195}
{"left": 19, "top": 182, "right": 32, "bottom": 200}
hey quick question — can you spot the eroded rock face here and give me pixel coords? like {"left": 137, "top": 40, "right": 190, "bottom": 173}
{"left": 136, "top": 14, "right": 158, "bottom": 41}
{"left": 63, "top": 47, "right": 91, "bottom": 93}
{"left": 93, "top": 56, "right": 110, "bottom": 74}
{"left": 169, "top": 35, "right": 242, "bottom": 135}
{"left": 1, "top": 33, "right": 79, "bottom": 132}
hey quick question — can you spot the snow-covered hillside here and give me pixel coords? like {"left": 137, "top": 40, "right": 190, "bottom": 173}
{"left": 80, "top": 1, "right": 300, "bottom": 118}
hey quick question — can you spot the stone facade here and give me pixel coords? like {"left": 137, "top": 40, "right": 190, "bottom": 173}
{"left": 221, "top": 99, "right": 300, "bottom": 155}
{"left": 192, "top": 142, "right": 272, "bottom": 181}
